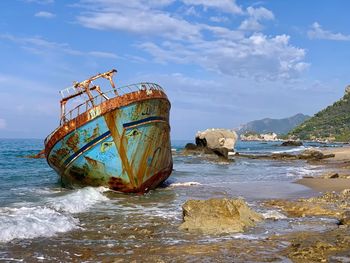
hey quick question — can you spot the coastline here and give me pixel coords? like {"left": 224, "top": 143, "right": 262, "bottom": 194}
{"left": 295, "top": 145, "right": 350, "bottom": 192}
{"left": 1, "top": 139, "right": 350, "bottom": 262}
{"left": 259, "top": 144, "right": 350, "bottom": 261}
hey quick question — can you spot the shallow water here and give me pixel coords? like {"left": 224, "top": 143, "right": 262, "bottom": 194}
{"left": 0, "top": 139, "right": 338, "bottom": 261}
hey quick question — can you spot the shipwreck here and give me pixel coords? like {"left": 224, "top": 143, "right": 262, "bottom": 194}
{"left": 44, "top": 69, "right": 173, "bottom": 193}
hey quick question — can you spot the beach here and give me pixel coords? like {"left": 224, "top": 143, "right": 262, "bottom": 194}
{"left": 296, "top": 146, "right": 350, "bottom": 192}
{"left": 0, "top": 139, "right": 349, "bottom": 262}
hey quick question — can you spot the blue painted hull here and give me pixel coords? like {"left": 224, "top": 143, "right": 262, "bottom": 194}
{"left": 46, "top": 95, "right": 172, "bottom": 193}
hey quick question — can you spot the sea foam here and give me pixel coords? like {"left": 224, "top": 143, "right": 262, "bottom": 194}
{"left": 262, "top": 210, "right": 287, "bottom": 220}
{"left": 168, "top": 182, "right": 201, "bottom": 187}
{"left": 0, "top": 187, "right": 109, "bottom": 242}
{"left": 48, "top": 187, "right": 109, "bottom": 213}
{"left": 272, "top": 146, "right": 307, "bottom": 154}
{"left": 0, "top": 206, "right": 79, "bottom": 243}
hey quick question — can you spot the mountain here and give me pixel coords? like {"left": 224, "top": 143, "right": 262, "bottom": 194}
{"left": 289, "top": 88, "right": 350, "bottom": 141}
{"left": 236, "top": 113, "right": 310, "bottom": 135}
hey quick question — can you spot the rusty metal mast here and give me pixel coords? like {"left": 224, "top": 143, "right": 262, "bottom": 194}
{"left": 59, "top": 69, "right": 117, "bottom": 123}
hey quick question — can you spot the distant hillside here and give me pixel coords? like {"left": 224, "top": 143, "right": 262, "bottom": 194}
{"left": 289, "top": 88, "right": 350, "bottom": 141}
{"left": 237, "top": 113, "right": 310, "bottom": 135}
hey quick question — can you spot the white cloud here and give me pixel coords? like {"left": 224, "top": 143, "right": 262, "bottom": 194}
{"left": 184, "top": 6, "right": 200, "bottom": 17}
{"left": 308, "top": 22, "right": 350, "bottom": 41}
{"left": 181, "top": 0, "right": 242, "bottom": 14}
{"left": 75, "top": 0, "right": 308, "bottom": 80}
{"left": 0, "top": 119, "right": 6, "bottom": 130}
{"left": 77, "top": 9, "right": 201, "bottom": 41}
{"left": 239, "top": 6, "right": 274, "bottom": 31}
{"left": 0, "top": 34, "right": 118, "bottom": 59}
{"left": 209, "top": 16, "right": 229, "bottom": 23}
{"left": 87, "top": 51, "right": 118, "bottom": 59}
{"left": 140, "top": 33, "right": 308, "bottom": 80}
{"left": 34, "top": 11, "right": 56, "bottom": 18}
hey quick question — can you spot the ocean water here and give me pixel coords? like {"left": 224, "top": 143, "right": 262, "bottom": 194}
{"left": 0, "top": 139, "right": 339, "bottom": 261}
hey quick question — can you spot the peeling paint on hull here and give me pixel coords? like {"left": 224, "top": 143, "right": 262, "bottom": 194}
{"left": 45, "top": 88, "right": 173, "bottom": 193}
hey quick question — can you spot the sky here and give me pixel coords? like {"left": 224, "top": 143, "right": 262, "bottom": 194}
{"left": 0, "top": 0, "right": 349, "bottom": 140}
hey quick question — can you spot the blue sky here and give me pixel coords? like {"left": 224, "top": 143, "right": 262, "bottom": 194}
{"left": 0, "top": 0, "right": 349, "bottom": 139}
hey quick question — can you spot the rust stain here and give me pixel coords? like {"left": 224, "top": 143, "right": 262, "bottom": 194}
{"left": 108, "top": 177, "right": 133, "bottom": 192}
{"left": 104, "top": 110, "right": 136, "bottom": 187}
{"left": 69, "top": 165, "right": 87, "bottom": 181}
{"left": 55, "top": 147, "right": 70, "bottom": 157}
{"left": 66, "top": 133, "right": 80, "bottom": 152}
{"left": 49, "top": 148, "right": 70, "bottom": 166}
{"left": 136, "top": 165, "right": 172, "bottom": 193}
{"left": 85, "top": 156, "right": 99, "bottom": 167}
{"left": 135, "top": 132, "right": 154, "bottom": 186}
{"left": 84, "top": 124, "right": 100, "bottom": 143}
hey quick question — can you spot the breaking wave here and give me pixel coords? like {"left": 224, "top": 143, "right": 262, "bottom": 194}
{"left": 272, "top": 146, "right": 307, "bottom": 154}
{"left": 0, "top": 187, "right": 109, "bottom": 243}
{"left": 0, "top": 206, "right": 79, "bottom": 243}
{"left": 286, "top": 166, "right": 318, "bottom": 179}
{"left": 48, "top": 187, "right": 109, "bottom": 213}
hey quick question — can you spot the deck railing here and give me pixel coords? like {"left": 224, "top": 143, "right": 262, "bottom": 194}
{"left": 60, "top": 82, "right": 164, "bottom": 125}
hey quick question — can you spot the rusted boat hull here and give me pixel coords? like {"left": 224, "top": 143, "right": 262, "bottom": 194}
{"left": 45, "top": 89, "right": 173, "bottom": 193}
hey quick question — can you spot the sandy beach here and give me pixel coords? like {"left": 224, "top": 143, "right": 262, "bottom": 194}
{"left": 322, "top": 146, "right": 350, "bottom": 162}
{"left": 297, "top": 178, "right": 350, "bottom": 192}
{"left": 295, "top": 146, "right": 350, "bottom": 192}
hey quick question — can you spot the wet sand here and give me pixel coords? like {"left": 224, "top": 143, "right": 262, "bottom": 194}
{"left": 296, "top": 146, "right": 350, "bottom": 192}
{"left": 296, "top": 178, "right": 350, "bottom": 192}
{"left": 322, "top": 146, "right": 350, "bottom": 162}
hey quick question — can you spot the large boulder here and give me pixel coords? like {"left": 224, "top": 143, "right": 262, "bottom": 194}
{"left": 195, "top": 129, "right": 238, "bottom": 151}
{"left": 179, "top": 198, "right": 262, "bottom": 234}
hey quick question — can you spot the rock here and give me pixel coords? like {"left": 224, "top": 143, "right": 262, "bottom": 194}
{"left": 298, "top": 149, "right": 334, "bottom": 160}
{"left": 211, "top": 148, "right": 228, "bottom": 159}
{"left": 341, "top": 188, "right": 350, "bottom": 195}
{"left": 264, "top": 199, "right": 334, "bottom": 217}
{"left": 195, "top": 137, "right": 207, "bottom": 147}
{"left": 299, "top": 149, "right": 323, "bottom": 159}
{"left": 237, "top": 149, "right": 335, "bottom": 161}
{"left": 195, "top": 129, "right": 238, "bottom": 151}
{"left": 283, "top": 228, "right": 350, "bottom": 262}
{"left": 184, "top": 143, "right": 199, "bottom": 151}
{"left": 179, "top": 198, "right": 262, "bottom": 234}
{"left": 265, "top": 190, "right": 350, "bottom": 218}
{"left": 194, "top": 129, "right": 237, "bottom": 159}
{"left": 280, "top": 140, "right": 303, "bottom": 147}
{"left": 329, "top": 173, "right": 339, "bottom": 179}
{"left": 321, "top": 172, "right": 340, "bottom": 179}
{"left": 339, "top": 211, "right": 350, "bottom": 226}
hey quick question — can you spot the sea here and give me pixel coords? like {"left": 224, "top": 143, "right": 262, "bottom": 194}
{"left": 0, "top": 139, "right": 343, "bottom": 262}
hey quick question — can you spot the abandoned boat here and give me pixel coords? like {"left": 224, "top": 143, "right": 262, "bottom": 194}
{"left": 44, "top": 69, "right": 173, "bottom": 193}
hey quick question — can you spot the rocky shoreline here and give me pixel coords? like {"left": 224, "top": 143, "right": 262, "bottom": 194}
{"left": 175, "top": 145, "right": 350, "bottom": 261}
